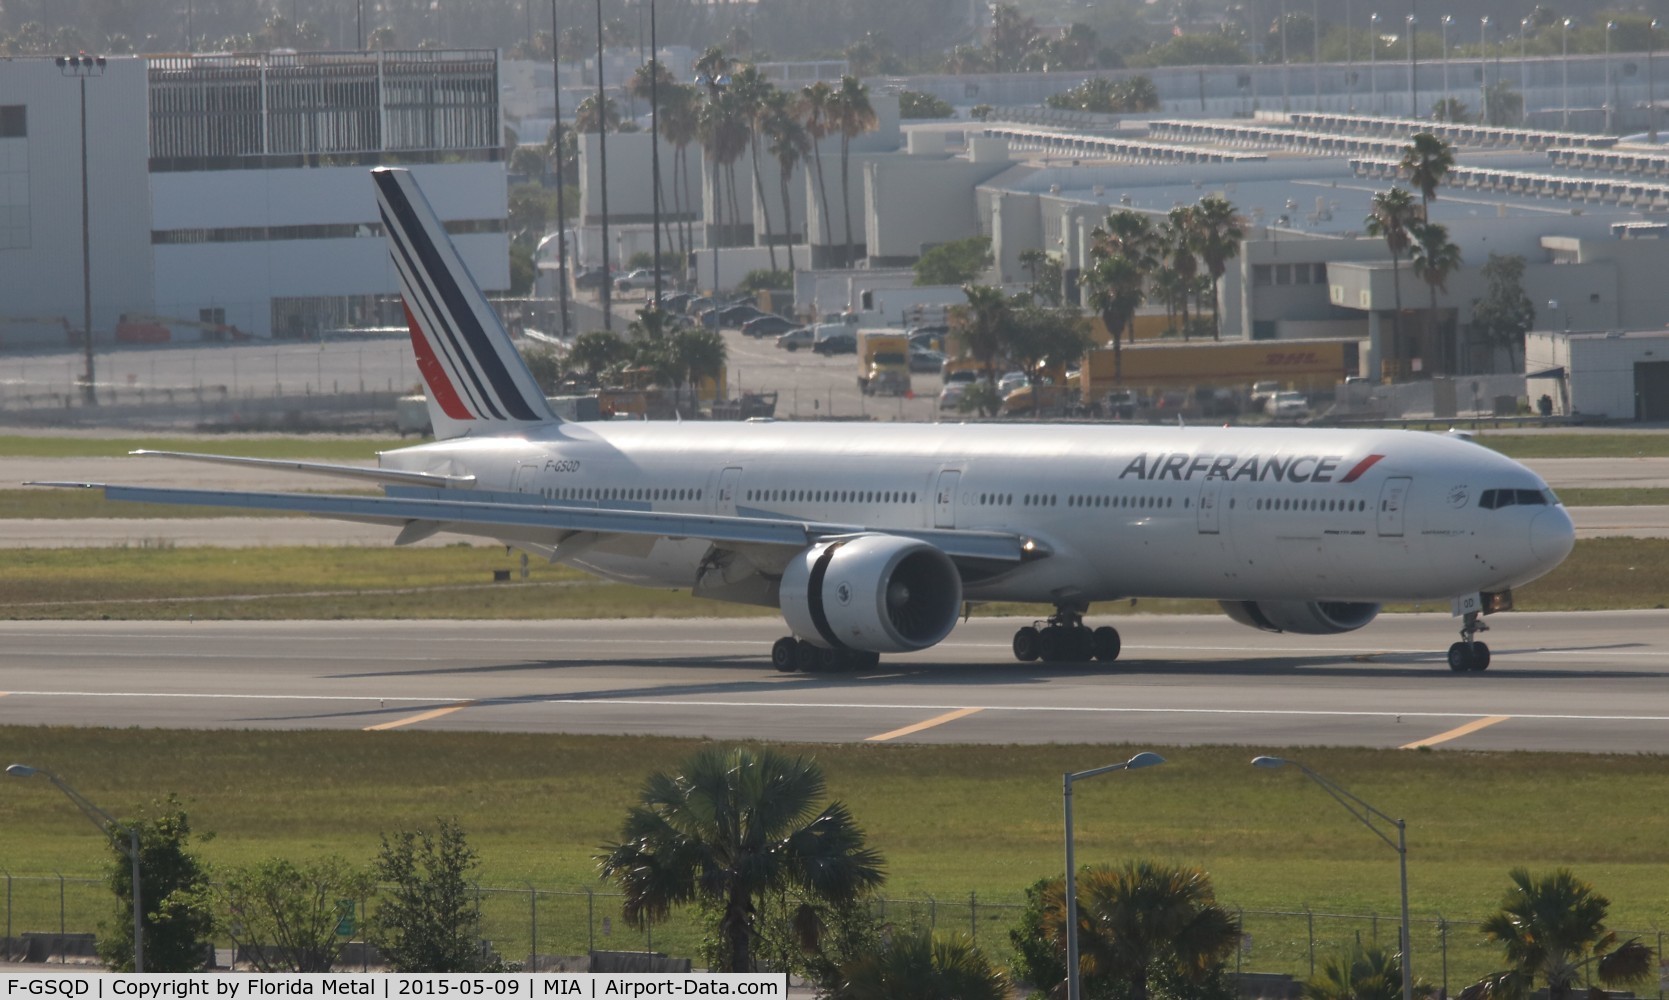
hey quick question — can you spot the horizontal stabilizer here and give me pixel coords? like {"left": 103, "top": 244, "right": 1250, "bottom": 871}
{"left": 131, "top": 450, "right": 476, "bottom": 488}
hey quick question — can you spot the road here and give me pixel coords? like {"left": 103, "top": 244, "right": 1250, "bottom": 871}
{"left": 1, "top": 613, "right": 1664, "bottom": 752}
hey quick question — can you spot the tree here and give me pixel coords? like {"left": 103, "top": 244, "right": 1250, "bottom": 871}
{"left": 1041, "top": 861, "right": 1241, "bottom": 1000}
{"left": 763, "top": 90, "right": 811, "bottom": 274}
{"left": 98, "top": 795, "right": 215, "bottom": 973}
{"left": 598, "top": 746, "right": 885, "bottom": 974}
{"left": 832, "top": 928, "right": 1009, "bottom": 1000}
{"left": 214, "top": 857, "right": 374, "bottom": 973}
{"left": 1162, "top": 205, "right": 1201, "bottom": 339}
{"left": 657, "top": 84, "right": 701, "bottom": 263}
{"left": 1192, "top": 195, "right": 1244, "bottom": 340}
{"left": 1408, "top": 219, "right": 1463, "bottom": 366}
{"left": 1461, "top": 869, "right": 1655, "bottom": 1000}
{"left": 953, "top": 283, "right": 1017, "bottom": 384}
{"left": 1470, "top": 253, "right": 1535, "bottom": 369}
{"left": 1006, "top": 305, "right": 1092, "bottom": 413}
{"left": 1482, "top": 83, "right": 1525, "bottom": 126}
{"left": 1432, "top": 97, "right": 1471, "bottom": 122}
{"left": 669, "top": 324, "right": 728, "bottom": 413}
{"left": 1399, "top": 132, "right": 1456, "bottom": 213}
{"left": 730, "top": 65, "right": 780, "bottom": 273}
{"left": 914, "top": 236, "right": 993, "bottom": 286}
{"left": 1303, "top": 943, "right": 1420, "bottom": 1000}
{"left": 1019, "top": 249, "right": 1064, "bottom": 306}
{"left": 1085, "top": 209, "right": 1159, "bottom": 381}
{"left": 832, "top": 75, "right": 877, "bottom": 267}
{"left": 569, "top": 330, "right": 631, "bottom": 383}
{"left": 574, "top": 95, "right": 621, "bottom": 134}
{"left": 800, "top": 81, "right": 837, "bottom": 258}
{"left": 370, "top": 818, "right": 497, "bottom": 973}
{"left": 898, "top": 90, "right": 954, "bottom": 118}
{"left": 1364, "top": 187, "right": 1420, "bottom": 379}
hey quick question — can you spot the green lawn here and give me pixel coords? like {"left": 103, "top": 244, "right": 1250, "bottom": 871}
{"left": 1, "top": 731, "right": 1665, "bottom": 985}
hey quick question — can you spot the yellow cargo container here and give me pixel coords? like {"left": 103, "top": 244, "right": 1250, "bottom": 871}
{"left": 1082, "top": 339, "right": 1358, "bottom": 399}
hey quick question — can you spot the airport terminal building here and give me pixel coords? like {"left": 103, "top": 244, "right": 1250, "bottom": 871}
{"left": 0, "top": 50, "right": 508, "bottom": 346}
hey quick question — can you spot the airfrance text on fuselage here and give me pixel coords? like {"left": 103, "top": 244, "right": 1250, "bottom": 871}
{"left": 1118, "top": 453, "right": 1383, "bottom": 484}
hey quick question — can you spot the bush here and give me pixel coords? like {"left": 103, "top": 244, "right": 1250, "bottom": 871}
{"left": 899, "top": 90, "right": 955, "bottom": 119}
{"left": 737, "top": 269, "right": 792, "bottom": 293}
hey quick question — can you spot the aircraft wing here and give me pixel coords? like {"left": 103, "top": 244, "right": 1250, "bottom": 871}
{"left": 129, "top": 450, "right": 476, "bottom": 488}
{"left": 32, "top": 482, "right": 1049, "bottom": 566}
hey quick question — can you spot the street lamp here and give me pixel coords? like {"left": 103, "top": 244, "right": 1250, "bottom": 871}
{"left": 1063, "top": 751, "right": 1165, "bottom": 1000}
{"left": 1521, "top": 18, "right": 1531, "bottom": 125}
{"left": 55, "top": 52, "right": 104, "bottom": 408}
{"left": 1651, "top": 19, "right": 1659, "bottom": 143}
{"left": 593, "top": 0, "right": 612, "bottom": 330}
{"left": 1480, "top": 17, "right": 1490, "bottom": 124}
{"left": 1251, "top": 757, "right": 1408, "bottom": 1000}
{"left": 1372, "top": 13, "right": 1381, "bottom": 112}
{"left": 1441, "top": 15, "right": 1452, "bottom": 118}
{"left": 1605, "top": 21, "right": 1616, "bottom": 134}
{"left": 550, "top": 0, "right": 572, "bottom": 340}
{"left": 648, "top": 0, "right": 663, "bottom": 307}
{"left": 1406, "top": 13, "right": 1417, "bottom": 118}
{"left": 6, "top": 764, "right": 142, "bottom": 972}
{"left": 1562, "top": 17, "right": 1573, "bottom": 132}
{"left": 1281, "top": 0, "right": 1291, "bottom": 112}
{"left": 1313, "top": 0, "right": 1323, "bottom": 108}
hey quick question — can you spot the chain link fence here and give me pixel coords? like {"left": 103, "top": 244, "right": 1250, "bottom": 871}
{"left": 5, "top": 872, "right": 1664, "bottom": 993}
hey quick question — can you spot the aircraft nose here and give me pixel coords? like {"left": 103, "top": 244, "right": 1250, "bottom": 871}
{"left": 1530, "top": 506, "right": 1576, "bottom": 567}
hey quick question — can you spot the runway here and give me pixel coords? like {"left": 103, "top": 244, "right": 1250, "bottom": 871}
{"left": 2, "top": 612, "right": 1665, "bottom": 753}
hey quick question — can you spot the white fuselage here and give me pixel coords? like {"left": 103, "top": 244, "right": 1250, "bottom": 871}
{"left": 379, "top": 421, "right": 1574, "bottom": 607}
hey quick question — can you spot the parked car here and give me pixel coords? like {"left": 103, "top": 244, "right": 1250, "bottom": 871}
{"left": 908, "top": 345, "right": 947, "bottom": 373}
{"left": 997, "top": 371, "right": 1029, "bottom": 396}
{"left": 907, "top": 325, "right": 949, "bottom": 351}
{"left": 703, "top": 303, "right": 770, "bottom": 329}
{"left": 1265, "top": 390, "right": 1311, "bottom": 421}
{"left": 741, "top": 314, "right": 800, "bottom": 338}
{"left": 614, "top": 268, "right": 673, "bottom": 293}
{"left": 656, "top": 291, "right": 694, "bottom": 313}
{"left": 939, "top": 369, "right": 979, "bottom": 411}
{"left": 813, "top": 330, "right": 858, "bottom": 355}
{"left": 776, "top": 327, "right": 816, "bottom": 351}
{"left": 1249, "top": 379, "right": 1281, "bottom": 410}
{"left": 573, "top": 267, "right": 611, "bottom": 290}
{"left": 1103, "top": 389, "right": 1140, "bottom": 420}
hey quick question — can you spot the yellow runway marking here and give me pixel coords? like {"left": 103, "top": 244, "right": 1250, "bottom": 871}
{"left": 1402, "top": 715, "right": 1511, "bottom": 749}
{"left": 866, "top": 707, "right": 984, "bottom": 742}
{"left": 364, "top": 701, "right": 474, "bottom": 732}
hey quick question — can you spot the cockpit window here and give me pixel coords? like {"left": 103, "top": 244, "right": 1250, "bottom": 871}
{"left": 1479, "top": 488, "right": 1552, "bottom": 510}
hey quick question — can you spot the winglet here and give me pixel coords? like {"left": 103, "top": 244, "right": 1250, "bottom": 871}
{"left": 372, "top": 167, "right": 556, "bottom": 440}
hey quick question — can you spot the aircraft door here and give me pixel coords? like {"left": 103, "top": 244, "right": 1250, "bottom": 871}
{"left": 1377, "top": 476, "right": 1411, "bottom": 537}
{"left": 1197, "top": 481, "right": 1222, "bottom": 534}
{"left": 933, "top": 469, "right": 961, "bottom": 528}
{"left": 715, "top": 466, "right": 743, "bottom": 517}
{"left": 512, "top": 463, "right": 538, "bottom": 494}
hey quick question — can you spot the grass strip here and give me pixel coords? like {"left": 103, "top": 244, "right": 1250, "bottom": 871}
{"left": 0, "top": 538, "right": 1663, "bottom": 620}
{"left": 1475, "top": 433, "right": 1669, "bottom": 459}
{"left": 1, "top": 730, "right": 1666, "bottom": 982}
{"left": 0, "top": 435, "right": 406, "bottom": 460}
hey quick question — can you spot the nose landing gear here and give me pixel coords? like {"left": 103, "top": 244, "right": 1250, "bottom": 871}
{"left": 1447, "top": 611, "right": 1491, "bottom": 672}
{"left": 1012, "top": 607, "right": 1121, "bottom": 664}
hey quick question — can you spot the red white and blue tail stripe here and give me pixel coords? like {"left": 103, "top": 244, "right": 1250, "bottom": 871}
{"left": 373, "top": 167, "right": 555, "bottom": 439}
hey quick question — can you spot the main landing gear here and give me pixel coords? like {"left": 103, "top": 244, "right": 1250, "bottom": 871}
{"left": 1011, "top": 607, "right": 1122, "bottom": 664}
{"left": 771, "top": 636, "right": 881, "bottom": 673}
{"left": 1447, "top": 611, "right": 1491, "bottom": 673}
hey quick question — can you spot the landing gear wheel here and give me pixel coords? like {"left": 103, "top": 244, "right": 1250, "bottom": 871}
{"left": 1471, "top": 642, "right": 1491, "bottom": 671}
{"left": 771, "top": 637, "right": 800, "bottom": 673}
{"left": 850, "top": 650, "right": 882, "bottom": 671}
{"left": 1092, "top": 626, "right": 1122, "bottom": 662}
{"left": 796, "top": 639, "right": 829, "bottom": 672}
{"left": 1447, "top": 641, "right": 1492, "bottom": 672}
{"left": 1013, "top": 626, "right": 1042, "bottom": 662}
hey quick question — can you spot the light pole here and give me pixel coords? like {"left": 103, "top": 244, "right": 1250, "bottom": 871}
{"left": 1651, "top": 20, "right": 1659, "bottom": 143}
{"left": 1281, "top": 0, "right": 1291, "bottom": 112}
{"left": 1252, "top": 757, "right": 1408, "bottom": 1000}
{"left": 551, "top": 0, "right": 572, "bottom": 340}
{"left": 1480, "top": 17, "right": 1490, "bottom": 124}
{"left": 594, "top": 0, "right": 613, "bottom": 330}
{"left": 56, "top": 52, "right": 103, "bottom": 408}
{"left": 1562, "top": 17, "right": 1572, "bottom": 131}
{"left": 1521, "top": 18, "right": 1531, "bottom": 125}
{"left": 1346, "top": 0, "right": 1354, "bottom": 110}
{"left": 6, "top": 764, "right": 142, "bottom": 972}
{"left": 1313, "top": 0, "right": 1322, "bottom": 108}
{"left": 1605, "top": 21, "right": 1616, "bottom": 134}
{"left": 648, "top": 0, "right": 663, "bottom": 307}
{"left": 1063, "top": 751, "right": 1165, "bottom": 1000}
{"left": 1372, "top": 13, "right": 1381, "bottom": 112}
{"left": 1441, "top": 15, "right": 1451, "bottom": 118}
{"left": 1407, "top": 13, "right": 1417, "bottom": 118}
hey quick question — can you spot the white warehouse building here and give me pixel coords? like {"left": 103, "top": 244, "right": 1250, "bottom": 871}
{"left": 0, "top": 50, "right": 508, "bottom": 346}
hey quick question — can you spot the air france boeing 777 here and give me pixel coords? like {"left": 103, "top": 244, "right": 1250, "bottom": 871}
{"left": 41, "top": 168, "right": 1577, "bottom": 673}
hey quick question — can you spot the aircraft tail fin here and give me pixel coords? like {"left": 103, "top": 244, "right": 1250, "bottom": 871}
{"left": 372, "top": 167, "right": 556, "bottom": 440}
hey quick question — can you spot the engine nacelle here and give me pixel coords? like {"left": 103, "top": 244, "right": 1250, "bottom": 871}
{"left": 780, "top": 535, "right": 962, "bottom": 653}
{"left": 1220, "top": 600, "right": 1381, "bottom": 635}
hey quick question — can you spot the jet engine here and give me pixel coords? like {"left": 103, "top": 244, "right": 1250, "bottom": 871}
{"left": 780, "top": 535, "right": 963, "bottom": 653}
{"left": 1220, "top": 600, "right": 1381, "bottom": 635}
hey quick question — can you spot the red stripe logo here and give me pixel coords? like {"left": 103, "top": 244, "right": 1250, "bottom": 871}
{"left": 1338, "top": 454, "right": 1385, "bottom": 483}
{"left": 403, "top": 302, "right": 473, "bottom": 421}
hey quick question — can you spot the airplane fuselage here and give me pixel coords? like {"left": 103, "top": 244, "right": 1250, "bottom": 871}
{"left": 379, "top": 421, "right": 1573, "bottom": 607}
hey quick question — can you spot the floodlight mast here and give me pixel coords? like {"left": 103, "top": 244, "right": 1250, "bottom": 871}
{"left": 6, "top": 764, "right": 143, "bottom": 972}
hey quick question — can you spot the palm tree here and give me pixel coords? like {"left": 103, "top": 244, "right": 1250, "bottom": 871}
{"left": 832, "top": 929, "right": 1009, "bottom": 1000}
{"left": 1400, "top": 132, "right": 1456, "bottom": 214}
{"left": 955, "top": 284, "right": 1014, "bottom": 385}
{"left": 729, "top": 64, "right": 779, "bottom": 273}
{"left": 567, "top": 330, "right": 630, "bottom": 384}
{"left": 1085, "top": 210, "right": 1159, "bottom": 381}
{"left": 630, "top": 61, "right": 680, "bottom": 263}
{"left": 1304, "top": 943, "right": 1415, "bottom": 1000}
{"left": 1460, "top": 869, "right": 1655, "bottom": 1000}
{"left": 1364, "top": 187, "right": 1419, "bottom": 380}
{"left": 597, "top": 746, "right": 885, "bottom": 974}
{"left": 1041, "top": 861, "right": 1241, "bottom": 1000}
{"left": 764, "top": 91, "right": 811, "bottom": 274}
{"left": 1408, "top": 219, "right": 1463, "bottom": 371}
{"left": 1163, "top": 205, "right": 1201, "bottom": 339}
{"left": 831, "top": 75, "right": 877, "bottom": 268}
{"left": 799, "top": 81, "right": 837, "bottom": 259}
{"left": 656, "top": 84, "right": 700, "bottom": 264}
{"left": 1192, "top": 194, "right": 1244, "bottom": 340}
{"left": 670, "top": 325, "right": 729, "bottom": 415}
{"left": 574, "top": 94, "right": 620, "bottom": 134}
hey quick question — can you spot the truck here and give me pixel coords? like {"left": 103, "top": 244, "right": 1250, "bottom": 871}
{"left": 857, "top": 332, "right": 912, "bottom": 396}
{"left": 1081, "top": 338, "right": 1360, "bottom": 402}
